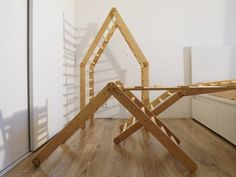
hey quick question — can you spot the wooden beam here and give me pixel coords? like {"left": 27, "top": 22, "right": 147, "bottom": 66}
{"left": 123, "top": 86, "right": 236, "bottom": 91}
{"left": 112, "top": 8, "right": 148, "bottom": 64}
{"left": 114, "top": 85, "right": 181, "bottom": 145}
{"left": 32, "top": 84, "right": 112, "bottom": 167}
{"left": 109, "top": 83, "right": 197, "bottom": 173}
{"left": 80, "top": 9, "right": 113, "bottom": 65}
{"left": 80, "top": 65, "right": 86, "bottom": 129}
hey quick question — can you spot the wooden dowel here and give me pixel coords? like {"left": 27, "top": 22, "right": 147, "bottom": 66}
{"left": 93, "top": 53, "right": 99, "bottom": 57}
{"left": 122, "top": 123, "right": 127, "bottom": 132}
{"left": 151, "top": 116, "right": 157, "bottom": 125}
{"left": 141, "top": 107, "right": 145, "bottom": 112}
{"left": 150, "top": 104, "right": 154, "bottom": 110}
{"left": 132, "top": 117, "right": 136, "bottom": 125}
{"left": 159, "top": 98, "right": 163, "bottom": 103}
{"left": 160, "top": 126, "right": 167, "bottom": 135}
{"left": 170, "top": 136, "right": 178, "bottom": 146}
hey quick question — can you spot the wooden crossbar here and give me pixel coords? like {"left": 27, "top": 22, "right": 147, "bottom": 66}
{"left": 123, "top": 85, "right": 236, "bottom": 91}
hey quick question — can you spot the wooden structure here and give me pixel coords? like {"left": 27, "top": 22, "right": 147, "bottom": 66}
{"left": 80, "top": 8, "right": 150, "bottom": 125}
{"left": 119, "top": 80, "right": 236, "bottom": 131}
{"left": 32, "top": 79, "right": 236, "bottom": 173}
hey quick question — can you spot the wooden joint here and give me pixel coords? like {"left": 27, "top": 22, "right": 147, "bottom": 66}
{"left": 142, "top": 62, "right": 149, "bottom": 67}
{"left": 80, "top": 63, "right": 85, "bottom": 67}
{"left": 111, "top": 7, "right": 117, "bottom": 13}
{"left": 107, "top": 82, "right": 116, "bottom": 91}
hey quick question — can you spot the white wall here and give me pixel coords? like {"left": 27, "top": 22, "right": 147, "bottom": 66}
{"left": 192, "top": 45, "right": 236, "bottom": 83}
{"left": 75, "top": 0, "right": 236, "bottom": 118}
{"left": 0, "top": 0, "right": 29, "bottom": 171}
{"left": 30, "top": 0, "right": 76, "bottom": 150}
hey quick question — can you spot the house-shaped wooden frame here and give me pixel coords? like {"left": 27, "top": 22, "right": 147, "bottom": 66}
{"left": 80, "top": 8, "right": 150, "bottom": 123}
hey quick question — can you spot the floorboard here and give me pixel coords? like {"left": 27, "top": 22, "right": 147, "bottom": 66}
{"left": 3, "top": 118, "right": 236, "bottom": 177}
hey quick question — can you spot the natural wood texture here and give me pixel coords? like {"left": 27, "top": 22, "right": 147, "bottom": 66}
{"left": 210, "top": 90, "right": 236, "bottom": 101}
{"left": 117, "top": 80, "right": 236, "bottom": 153}
{"left": 80, "top": 7, "right": 150, "bottom": 116}
{"left": 79, "top": 8, "right": 114, "bottom": 118}
{"left": 109, "top": 83, "right": 197, "bottom": 172}
{"left": 120, "top": 79, "right": 236, "bottom": 130}
{"left": 119, "top": 91, "right": 176, "bottom": 130}
{"left": 115, "top": 81, "right": 180, "bottom": 144}
{"left": 4, "top": 119, "right": 236, "bottom": 177}
{"left": 88, "top": 22, "right": 117, "bottom": 121}
{"left": 32, "top": 81, "right": 197, "bottom": 172}
{"left": 31, "top": 80, "right": 236, "bottom": 172}
{"left": 112, "top": 8, "right": 150, "bottom": 104}
{"left": 32, "top": 85, "right": 112, "bottom": 166}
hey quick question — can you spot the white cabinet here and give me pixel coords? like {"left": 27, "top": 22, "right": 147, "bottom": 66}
{"left": 218, "top": 105, "right": 236, "bottom": 145}
{"left": 192, "top": 95, "right": 236, "bottom": 145}
{"left": 0, "top": 0, "right": 29, "bottom": 172}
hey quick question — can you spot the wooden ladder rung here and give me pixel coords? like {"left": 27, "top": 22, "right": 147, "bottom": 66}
{"left": 89, "top": 96, "right": 93, "bottom": 100}
{"left": 160, "top": 126, "right": 167, "bottom": 135}
{"left": 102, "top": 36, "right": 108, "bottom": 42}
{"left": 131, "top": 97, "right": 136, "bottom": 102}
{"left": 89, "top": 87, "right": 93, "bottom": 90}
{"left": 167, "top": 91, "right": 174, "bottom": 96}
{"left": 231, "top": 80, "right": 236, "bottom": 84}
{"left": 159, "top": 98, "right": 164, "bottom": 103}
{"left": 132, "top": 117, "right": 136, "bottom": 125}
{"left": 89, "top": 79, "right": 93, "bottom": 81}
{"left": 151, "top": 116, "right": 157, "bottom": 125}
{"left": 91, "top": 61, "right": 95, "bottom": 65}
{"left": 122, "top": 123, "right": 128, "bottom": 132}
{"left": 150, "top": 104, "right": 154, "bottom": 110}
{"left": 170, "top": 136, "right": 178, "bottom": 146}
{"left": 141, "top": 107, "right": 145, "bottom": 112}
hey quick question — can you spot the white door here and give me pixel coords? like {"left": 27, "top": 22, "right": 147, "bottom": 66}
{"left": 0, "top": 0, "right": 29, "bottom": 172}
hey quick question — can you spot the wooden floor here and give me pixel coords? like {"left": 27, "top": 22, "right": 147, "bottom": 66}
{"left": 4, "top": 118, "right": 236, "bottom": 177}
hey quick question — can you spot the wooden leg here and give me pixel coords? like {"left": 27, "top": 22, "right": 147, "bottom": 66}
{"left": 80, "top": 65, "right": 86, "bottom": 129}
{"left": 114, "top": 82, "right": 181, "bottom": 145}
{"left": 32, "top": 85, "right": 112, "bottom": 167}
{"left": 114, "top": 122, "right": 142, "bottom": 144}
{"left": 110, "top": 83, "right": 197, "bottom": 172}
